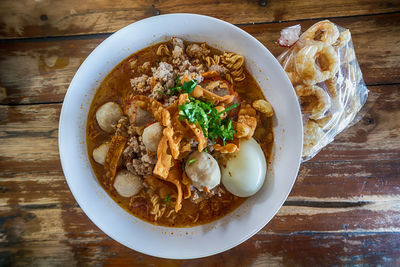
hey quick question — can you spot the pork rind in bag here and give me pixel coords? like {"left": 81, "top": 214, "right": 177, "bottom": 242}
{"left": 277, "top": 20, "right": 369, "bottom": 161}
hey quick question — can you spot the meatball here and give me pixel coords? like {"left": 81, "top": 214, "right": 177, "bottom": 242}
{"left": 185, "top": 151, "right": 221, "bottom": 191}
{"left": 96, "top": 102, "right": 123, "bottom": 133}
{"left": 142, "top": 122, "right": 164, "bottom": 152}
{"left": 113, "top": 170, "right": 143, "bottom": 198}
{"left": 92, "top": 142, "right": 109, "bottom": 165}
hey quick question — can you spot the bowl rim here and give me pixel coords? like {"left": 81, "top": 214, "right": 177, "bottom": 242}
{"left": 59, "top": 13, "right": 303, "bottom": 259}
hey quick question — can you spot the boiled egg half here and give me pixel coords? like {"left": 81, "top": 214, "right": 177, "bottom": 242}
{"left": 221, "top": 137, "right": 267, "bottom": 197}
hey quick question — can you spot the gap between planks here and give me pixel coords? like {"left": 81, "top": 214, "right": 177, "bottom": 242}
{"left": 0, "top": 11, "right": 399, "bottom": 43}
{"left": 1, "top": 194, "right": 399, "bottom": 212}
{"left": 1, "top": 81, "right": 399, "bottom": 107}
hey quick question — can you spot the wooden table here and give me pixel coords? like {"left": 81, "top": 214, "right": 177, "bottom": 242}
{"left": 1, "top": 1, "right": 399, "bottom": 265}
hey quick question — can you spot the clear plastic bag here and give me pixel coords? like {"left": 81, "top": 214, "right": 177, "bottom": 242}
{"left": 277, "top": 20, "right": 369, "bottom": 161}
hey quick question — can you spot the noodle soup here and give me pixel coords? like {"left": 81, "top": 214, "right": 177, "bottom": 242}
{"left": 87, "top": 37, "right": 274, "bottom": 227}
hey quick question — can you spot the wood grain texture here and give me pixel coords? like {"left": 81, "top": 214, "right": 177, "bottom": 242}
{"left": 1, "top": 2, "right": 400, "bottom": 264}
{"left": 1, "top": 205, "right": 399, "bottom": 266}
{"left": 1, "top": 83, "right": 399, "bottom": 170}
{"left": 0, "top": 83, "right": 399, "bottom": 221}
{"left": 1, "top": 13, "right": 399, "bottom": 105}
{"left": 0, "top": 0, "right": 399, "bottom": 38}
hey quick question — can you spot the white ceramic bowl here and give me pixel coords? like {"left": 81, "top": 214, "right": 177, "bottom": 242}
{"left": 59, "top": 14, "right": 303, "bottom": 259}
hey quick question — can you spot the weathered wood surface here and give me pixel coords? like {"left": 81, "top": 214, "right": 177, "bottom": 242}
{"left": 1, "top": 0, "right": 399, "bottom": 38}
{"left": 1, "top": 0, "right": 400, "bottom": 265}
{"left": 1, "top": 81, "right": 399, "bottom": 264}
{"left": 0, "top": 84, "right": 398, "bottom": 170}
{"left": 1, "top": 13, "right": 400, "bottom": 105}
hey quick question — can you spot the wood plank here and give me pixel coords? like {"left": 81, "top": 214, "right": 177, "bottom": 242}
{"left": 245, "top": 13, "right": 400, "bottom": 86}
{"left": 0, "top": 83, "right": 398, "bottom": 203}
{"left": 0, "top": 92, "right": 399, "bottom": 236}
{"left": 1, "top": 84, "right": 398, "bottom": 172}
{"left": 0, "top": 37, "right": 104, "bottom": 104}
{"left": 1, "top": 101, "right": 399, "bottom": 263}
{"left": 0, "top": 0, "right": 399, "bottom": 38}
{"left": 4, "top": 234, "right": 400, "bottom": 266}
{"left": 0, "top": 13, "right": 399, "bottom": 104}
{"left": 2, "top": 157, "right": 399, "bottom": 209}
{"left": 1, "top": 203, "right": 399, "bottom": 265}
{"left": 1, "top": 192, "right": 400, "bottom": 234}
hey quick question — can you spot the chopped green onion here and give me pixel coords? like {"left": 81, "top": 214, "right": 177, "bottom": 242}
{"left": 217, "top": 103, "right": 239, "bottom": 115}
{"left": 178, "top": 98, "right": 237, "bottom": 145}
{"left": 168, "top": 75, "right": 198, "bottom": 95}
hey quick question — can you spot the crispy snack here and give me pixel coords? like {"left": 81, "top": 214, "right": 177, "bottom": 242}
{"left": 235, "top": 104, "right": 257, "bottom": 140}
{"left": 303, "top": 120, "right": 325, "bottom": 158}
{"left": 186, "top": 120, "right": 207, "bottom": 152}
{"left": 163, "top": 127, "right": 183, "bottom": 160}
{"left": 339, "top": 47, "right": 356, "bottom": 65}
{"left": 213, "top": 143, "right": 239, "bottom": 153}
{"left": 202, "top": 88, "right": 235, "bottom": 105}
{"left": 286, "top": 71, "right": 302, "bottom": 85}
{"left": 349, "top": 63, "right": 363, "bottom": 85}
{"left": 181, "top": 171, "right": 191, "bottom": 199}
{"left": 163, "top": 100, "right": 188, "bottom": 160}
{"left": 178, "top": 139, "right": 192, "bottom": 160}
{"left": 333, "top": 29, "right": 351, "bottom": 47}
{"left": 181, "top": 75, "right": 234, "bottom": 105}
{"left": 153, "top": 135, "right": 173, "bottom": 179}
{"left": 178, "top": 92, "right": 189, "bottom": 105}
{"left": 201, "top": 70, "right": 220, "bottom": 79}
{"left": 252, "top": 99, "right": 274, "bottom": 117}
{"left": 315, "top": 113, "right": 336, "bottom": 131}
{"left": 278, "top": 21, "right": 368, "bottom": 160}
{"left": 302, "top": 20, "right": 339, "bottom": 45}
{"left": 104, "top": 135, "right": 127, "bottom": 189}
{"left": 295, "top": 43, "right": 339, "bottom": 85}
{"left": 325, "top": 76, "right": 338, "bottom": 98}
{"left": 165, "top": 166, "right": 183, "bottom": 212}
{"left": 295, "top": 85, "right": 331, "bottom": 120}
{"left": 133, "top": 95, "right": 171, "bottom": 127}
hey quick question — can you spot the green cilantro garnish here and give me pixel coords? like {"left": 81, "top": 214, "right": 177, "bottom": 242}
{"left": 178, "top": 98, "right": 239, "bottom": 145}
{"left": 188, "top": 159, "right": 196, "bottom": 165}
{"left": 165, "top": 194, "right": 171, "bottom": 204}
{"left": 168, "top": 74, "right": 198, "bottom": 95}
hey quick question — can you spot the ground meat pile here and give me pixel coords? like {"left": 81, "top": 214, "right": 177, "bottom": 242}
{"left": 123, "top": 135, "right": 156, "bottom": 176}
